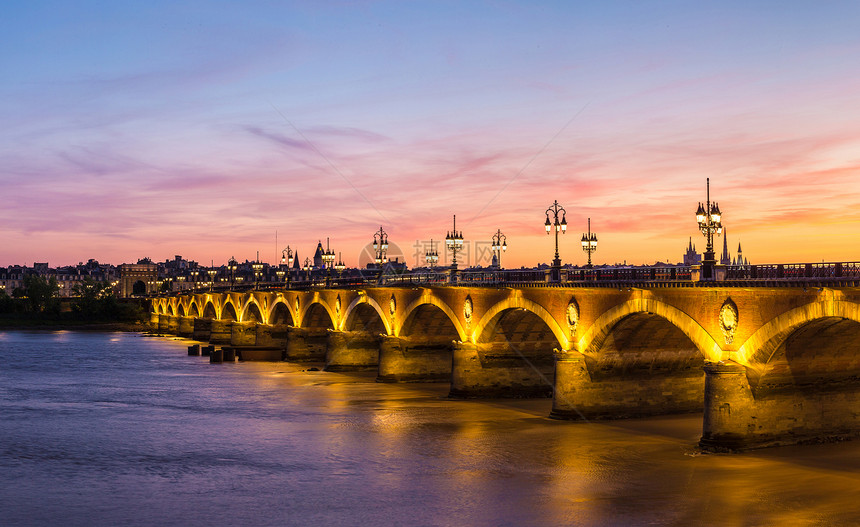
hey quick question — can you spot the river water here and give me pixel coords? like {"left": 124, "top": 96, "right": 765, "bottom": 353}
{"left": 2, "top": 330, "right": 860, "bottom": 526}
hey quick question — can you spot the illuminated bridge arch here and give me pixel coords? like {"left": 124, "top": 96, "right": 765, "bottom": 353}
{"left": 341, "top": 295, "right": 391, "bottom": 335}
{"left": 398, "top": 296, "right": 466, "bottom": 341}
{"left": 267, "top": 300, "right": 295, "bottom": 326}
{"left": 241, "top": 299, "right": 265, "bottom": 324}
{"left": 300, "top": 301, "right": 336, "bottom": 329}
{"left": 580, "top": 298, "right": 720, "bottom": 362}
{"left": 188, "top": 302, "right": 200, "bottom": 318}
{"left": 737, "top": 300, "right": 860, "bottom": 384}
{"left": 472, "top": 297, "right": 568, "bottom": 348}
{"left": 221, "top": 301, "right": 238, "bottom": 322}
{"left": 202, "top": 301, "right": 217, "bottom": 319}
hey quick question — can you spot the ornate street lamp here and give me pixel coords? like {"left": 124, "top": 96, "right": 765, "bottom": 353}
{"left": 275, "top": 269, "right": 285, "bottom": 286}
{"left": 334, "top": 252, "right": 346, "bottom": 278}
{"left": 190, "top": 270, "right": 199, "bottom": 290}
{"left": 580, "top": 218, "right": 598, "bottom": 269}
{"left": 491, "top": 229, "right": 507, "bottom": 268}
{"left": 302, "top": 257, "right": 313, "bottom": 282}
{"left": 545, "top": 200, "right": 567, "bottom": 281}
{"left": 445, "top": 215, "right": 464, "bottom": 283}
{"left": 695, "top": 178, "right": 723, "bottom": 280}
{"left": 227, "top": 257, "right": 238, "bottom": 289}
{"left": 322, "top": 237, "right": 336, "bottom": 286}
{"left": 280, "top": 245, "right": 294, "bottom": 289}
{"left": 252, "top": 261, "right": 264, "bottom": 288}
{"left": 207, "top": 269, "right": 217, "bottom": 291}
{"left": 425, "top": 239, "right": 439, "bottom": 268}
{"left": 372, "top": 227, "right": 389, "bottom": 266}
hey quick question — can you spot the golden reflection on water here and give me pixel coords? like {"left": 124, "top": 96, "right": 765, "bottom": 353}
{"left": 171, "top": 345, "right": 860, "bottom": 525}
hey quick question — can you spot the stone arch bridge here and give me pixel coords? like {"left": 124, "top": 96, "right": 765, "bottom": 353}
{"left": 150, "top": 283, "right": 860, "bottom": 451}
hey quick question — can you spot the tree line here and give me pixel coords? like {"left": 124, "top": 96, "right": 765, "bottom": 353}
{"left": 0, "top": 275, "right": 145, "bottom": 323}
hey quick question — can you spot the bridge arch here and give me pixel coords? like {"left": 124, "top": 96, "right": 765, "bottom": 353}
{"left": 736, "top": 299, "right": 860, "bottom": 380}
{"left": 472, "top": 297, "right": 568, "bottom": 349}
{"left": 177, "top": 304, "right": 185, "bottom": 317}
{"left": 242, "top": 300, "right": 265, "bottom": 324}
{"left": 341, "top": 295, "right": 391, "bottom": 335}
{"left": 267, "top": 300, "right": 295, "bottom": 326}
{"left": 221, "top": 302, "right": 238, "bottom": 322}
{"left": 202, "top": 301, "right": 217, "bottom": 319}
{"left": 188, "top": 301, "right": 200, "bottom": 318}
{"left": 301, "top": 301, "right": 336, "bottom": 329}
{"left": 580, "top": 298, "right": 720, "bottom": 362}
{"left": 165, "top": 304, "right": 175, "bottom": 316}
{"left": 398, "top": 296, "right": 465, "bottom": 341}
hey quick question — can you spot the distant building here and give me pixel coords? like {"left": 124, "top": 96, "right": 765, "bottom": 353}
{"left": 313, "top": 241, "right": 324, "bottom": 269}
{"left": 119, "top": 259, "right": 159, "bottom": 297}
{"left": 720, "top": 231, "right": 731, "bottom": 265}
{"left": 683, "top": 229, "right": 750, "bottom": 268}
{"left": 683, "top": 238, "right": 702, "bottom": 266}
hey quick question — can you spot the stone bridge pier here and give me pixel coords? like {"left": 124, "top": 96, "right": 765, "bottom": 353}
{"left": 377, "top": 335, "right": 453, "bottom": 383}
{"left": 325, "top": 330, "right": 380, "bottom": 372}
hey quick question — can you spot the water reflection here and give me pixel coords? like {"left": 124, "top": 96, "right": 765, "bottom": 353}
{"left": 2, "top": 331, "right": 860, "bottom": 526}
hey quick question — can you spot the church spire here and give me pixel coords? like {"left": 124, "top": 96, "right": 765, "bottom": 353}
{"left": 720, "top": 228, "right": 731, "bottom": 265}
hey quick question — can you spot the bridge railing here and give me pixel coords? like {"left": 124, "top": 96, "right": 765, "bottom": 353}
{"left": 150, "top": 262, "right": 860, "bottom": 298}
{"left": 725, "top": 262, "right": 860, "bottom": 280}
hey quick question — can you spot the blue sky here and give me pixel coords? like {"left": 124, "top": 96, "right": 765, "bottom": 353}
{"left": 2, "top": 1, "right": 859, "bottom": 267}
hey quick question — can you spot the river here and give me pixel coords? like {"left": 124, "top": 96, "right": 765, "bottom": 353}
{"left": 2, "top": 330, "right": 860, "bottom": 526}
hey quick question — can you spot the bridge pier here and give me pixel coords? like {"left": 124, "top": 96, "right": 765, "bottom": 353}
{"left": 192, "top": 318, "right": 212, "bottom": 341}
{"left": 377, "top": 335, "right": 452, "bottom": 383}
{"left": 166, "top": 315, "right": 180, "bottom": 334}
{"left": 286, "top": 327, "right": 328, "bottom": 362}
{"left": 325, "top": 330, "right": 380, "bottom": 372}
{"left": 230, "top": 321, "right": 257, "bottom": 347}
{"left": 177, "top": 316, "right": 195, "bottom": 338}
{"left": 255, "top": 324, "right": 290, "bottom": 348}
{"left": 156, "top": 314, "right": 170, "bottom": 334}
{"left": 550, "top": 350, "right": 703, "bottom": 420}
{"left": 209, "top": 319, "right": 232, "bottom": 344}
{"left": 700, "top": 360, "right": 860, "bottom": 451}
{"left": 149, "top": 313, "right": 160, "bottom": 331}
{"left": 450, "top": 342, "right": 554, "bottom": 398}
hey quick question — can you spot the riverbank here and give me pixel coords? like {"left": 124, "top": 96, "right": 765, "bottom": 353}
{"left": 0, "top": 319, "right": 147, "bottom": 332}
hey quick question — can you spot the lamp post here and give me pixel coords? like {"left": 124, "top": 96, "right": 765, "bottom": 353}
{"left": 275, "top": 269, "right": 285, "bottom": 286}
{"left": 491, "top": 229, "right": 507, "bottom": 268}
{"left": 302, "top": 257, "right": 312, "bottom": 282}
{"left": 322, "top": 237, "right": 336, "bottom": 287}
{"left": 545, "top": 200, "right": 567, "bottom": 282}
{"left": 227, "top": 257, "right": 238, "bottom": 289}
{"left": 580, "top": 218, "right": 598, "bottom": 269}
{"left": 372, "top": 227, "right": 389, "bottom": 266}
{"left": 695, "top": 178, "right": 723, "bottom": 280}
{"left": 207, "top": 269, "right": 217, "bottom": 291}
{"left": 334, "top": 252, "right": 346, "bottom": 281}
{"left": 190, "top": 270, "right": 199, "bottom": 291}
{"left": 445, "top": 215, "right": 464, "bottom": 284}
{"left": 280, "top": 246, "right": 294, "bottom": 289}
{"left": 425, "top": 239, "right": 439, "bottom": 268}
{"left": 372, "top": 226, "right": 389, "bottom": 282}
{"left": 252, "top": 261, "right": 264, "bottom": 289}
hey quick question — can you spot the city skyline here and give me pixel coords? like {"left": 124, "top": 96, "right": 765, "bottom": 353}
{"left": 3, "top": 2, "right": 860, "bottom": 268}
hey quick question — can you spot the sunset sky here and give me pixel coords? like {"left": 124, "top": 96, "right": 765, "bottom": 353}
{"left": 2, "top": 1, "right": 860, "bottom": 269}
